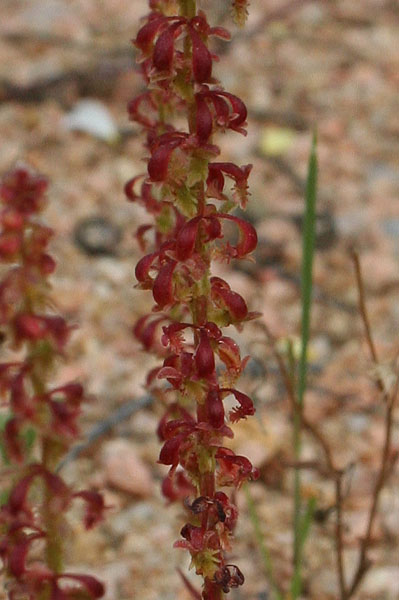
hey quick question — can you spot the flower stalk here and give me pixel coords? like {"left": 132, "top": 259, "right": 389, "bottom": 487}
{"left": 128, "top": 1, "right": 255, "bottom": 597}
{"left": 0, "top": 166, "right": 106, "bottom": 600}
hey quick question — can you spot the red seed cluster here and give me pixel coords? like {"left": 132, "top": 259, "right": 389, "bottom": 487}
{"left": 0, "top": 166, "right": 105, "bottom": 599}
{"left": 128, "top": 2, "right": 258, "bottom": 598}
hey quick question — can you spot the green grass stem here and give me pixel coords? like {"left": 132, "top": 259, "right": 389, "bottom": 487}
{"left": 244, "top": 485, "right": 284, "bottom": 600}
{"left": 291, "top": 132, "right": 318, "bottom": 598}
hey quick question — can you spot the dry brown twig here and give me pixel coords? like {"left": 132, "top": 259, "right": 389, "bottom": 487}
{"left": 258, "top": 246, "right": 398, "bottom": 600}
{"left": 345, "top": 250, "right": 399, "bottom": 598}
{"left": 257, "top": 321, "right": 348, "bottom": 597}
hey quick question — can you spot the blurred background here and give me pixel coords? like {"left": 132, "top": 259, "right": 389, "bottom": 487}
{"left": 0, "top": 1, "right": 398, "bottom": 599}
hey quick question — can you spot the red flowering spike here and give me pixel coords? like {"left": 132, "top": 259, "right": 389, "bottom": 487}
{"left": 189, "top": 28, "right": 212, "bottom": 83}
{"left": 195, "top": 329, "right": 215, "bottom": 378}
{"left": 127, "top": 0, "right": 257, "bottom": 596}
{"left": 153, "top": 260, "right": 177, "bottom": 307}
{"left": 1, "top": 165, "right": 106, "bottom": 597}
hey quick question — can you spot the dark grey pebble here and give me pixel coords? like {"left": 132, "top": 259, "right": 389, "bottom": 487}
{"left": 73, "top": 216, "right": 122, "bottom": 256}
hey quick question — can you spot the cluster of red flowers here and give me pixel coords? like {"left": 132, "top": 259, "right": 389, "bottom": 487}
{"left": 128, "top": 1, "right": 256, "bottom": 598}
{"left": 0, "top": 166, "right": 105, "bottom": 599}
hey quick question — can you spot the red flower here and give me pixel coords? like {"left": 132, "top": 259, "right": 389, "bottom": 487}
{"left": 0, "top": 166, "right": 48, "bottom": 216}
{"left": 73, "top": 490, "right": 108, "bottom": 530}
{"left": 216, "top": 447, "right": 259, "bottom": 487}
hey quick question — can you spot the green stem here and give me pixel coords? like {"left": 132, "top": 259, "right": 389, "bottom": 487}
{"left": 179, "top": 0, "right": 196, "bottom": 18}
{"left": 244, "top": 485, "right": 284, "bottom": 600}
{"left": 29, "top": 353, "right": 64, "bottom": 576}
{"left": 291, "top": 133, "right": 317, "bottom": 599}
{"left": 42, "top": 438, "right": 64, "bottom": 573}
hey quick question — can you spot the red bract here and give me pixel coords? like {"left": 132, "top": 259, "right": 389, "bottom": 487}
{"left": 129, "top": 1, "right": 257, "bottom": 598}
{"left": 0, "top": 166, "right": 105, "bottom": 599}
{"left": 73, "top": 490, "right": 108, "bottom": 530}
{"left": 189, "top": 27, "right": 213, "bottom": 83}
{"left": 153, "top": 259, "right": 177, "bottom": 307}
{"left": 12, "top": 314, "right": 72, "bottom": 351}
{"left": 195, "top": 87, "right": 248, "bottom": 142}
{"left": 211, "top": 277, "right": 248, "bottom": 322}
{"left": 207, "top": 162, "right": 252, "bottom": 208}
{"left": 195, "top": 330, "right": 215, "bottom": 378}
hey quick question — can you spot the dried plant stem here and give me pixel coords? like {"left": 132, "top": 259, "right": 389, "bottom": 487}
{"left": 261, "top": 248, "right": 399, "bottom": 599}
{"left": 345, "top": 250, "right": 399, "bottom": 598}
{"left": 346, "top": 380, "right": 397, "bottom": 598}
{"left": 259, "top": 323, "right": 335, "bottom": 473}
{"left": 258, "top": 321, "right": 348, "bottom": 597}
{"left": 334, "top": 472, "right": 346, "bottom": 599}
{"left": 350, "top": 249, "right": 379, "bottom": 366}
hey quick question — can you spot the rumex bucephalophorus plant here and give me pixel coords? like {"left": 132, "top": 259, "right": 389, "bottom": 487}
{"left": 0, "top": 166, "right": 106, "bottom": 600}
{"left": 126, "top": 1, "right": 258, "bottom": 598}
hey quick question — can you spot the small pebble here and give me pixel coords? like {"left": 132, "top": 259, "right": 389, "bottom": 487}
{"left": 74, "top": 216, "right": 122, "bottom": 257}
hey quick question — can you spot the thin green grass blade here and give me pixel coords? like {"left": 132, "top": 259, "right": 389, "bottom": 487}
{"left": 244, "top": 485, "right": 284, "bottom": 600}
{"left": 292, "top": 132, "right": 318, "bottom": 599}
{"left": 298, "top": 496, "right": 317, "bottom": 555}
{"left": 298, "top": 131, "right": 318, "bottom": 412}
